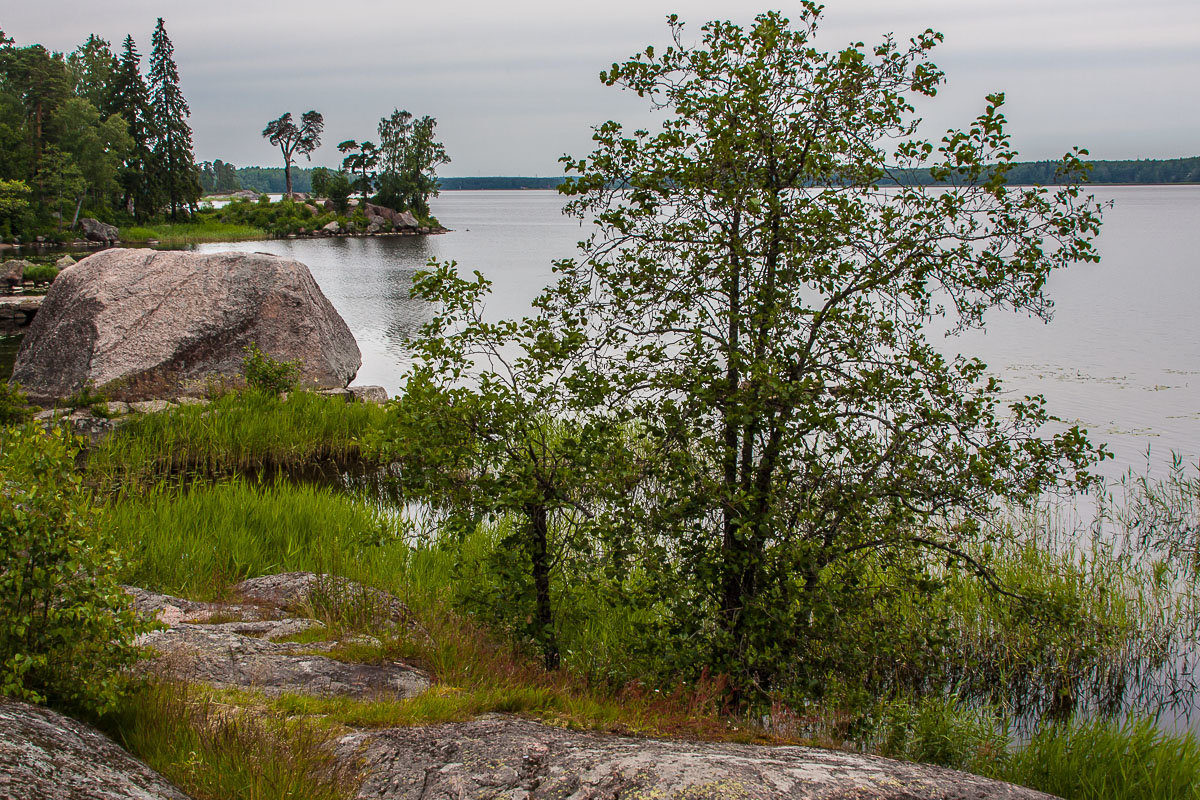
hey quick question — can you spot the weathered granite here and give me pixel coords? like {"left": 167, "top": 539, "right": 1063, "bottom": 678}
{"left": 11, "top": 249, "right": 361, "bottom": 402}
{"left": 79, "top": 217, "right": 119, "bottom": 243}
{"left": 339, "top": 716, "right": 1058, "bottom": 800}
{"left": 0, "top": 699, "right": 190, "bottom": 800}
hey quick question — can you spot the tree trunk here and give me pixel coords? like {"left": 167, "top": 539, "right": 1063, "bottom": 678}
{"left": 70, "top": 195, "right": 83, "bottom": 230}
{"left": 527, "top": 502, "right": 559, "bottom": 670}
{"left": 284, "top": 157, "right": 293, "bottom": 197}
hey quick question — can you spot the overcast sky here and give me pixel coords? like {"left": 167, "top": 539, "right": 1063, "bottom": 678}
{"left": 6, "top": 1, "right": 1199, "bottom": 175}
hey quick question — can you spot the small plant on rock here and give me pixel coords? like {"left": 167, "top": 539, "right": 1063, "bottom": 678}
{"left": 242, "top": 342, "right": 301, "bottom": 395}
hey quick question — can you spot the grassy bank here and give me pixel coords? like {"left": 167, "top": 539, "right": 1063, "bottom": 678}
{"left": 120, "top": 221, "right": 267, "bottom": 245}
{"left": 1, "top": 389, "right": 1185, "bottom": 799}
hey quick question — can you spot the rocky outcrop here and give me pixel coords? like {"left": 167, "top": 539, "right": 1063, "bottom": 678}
{"left": 130, "top": 575, "right": 430, "bottom": 700}
{"left": 79, "top": 217, "right": 119, "bottom": 243}
{"left": 138, "top": 623, "right": 430, "bottom": 699}
{"left": 56, "top": 254, "right": 77, "bottom": 269}
{"left": 11, "top": 249, "right": 361, "bottom": 402}
{"left": 0, "top": 699, "right": 190, "bottom": 800}
{"left": 339, "top": 716, "right": 1056, "bottom": 800}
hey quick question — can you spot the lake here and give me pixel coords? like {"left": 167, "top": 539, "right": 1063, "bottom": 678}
{"left": 3, "top": 186, "right": 1196, "bottom": 476}
{"left": 188, "top": 186, "right": 1200, "bottom": 478}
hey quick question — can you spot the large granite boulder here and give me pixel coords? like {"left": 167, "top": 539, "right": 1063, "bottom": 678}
{"left": 339, "top": 716, "right": 1057, "bottom": 800}
{"left": 11, "top": 249, "right": 361, "bottom": 402}
{"left": 0, "top": 699, "right": 190, "bottom": 800}
{"left": 79, "top": 217, "right": 119, "bottom": 243}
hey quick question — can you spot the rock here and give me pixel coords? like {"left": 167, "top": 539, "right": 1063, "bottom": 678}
{"left": 322, "top": 220, "right": 341, "bottom": 234}
{"left": 136, "top": 624, "right": 430, "bottom": 699}
{"left": 174, "top": 396, "right": 209, "bottom": 407}
{"left": 0, "top": 698, "right": 190, "bottom": 800}
{"left": 395, "top": 210, "right": 419, "bottom": 228}
{"left": 233, "top": 572, "right": 414, "bottom": 627}
{"left": 2, "top": 258, "right": 28, "bottom": 289}
{"left": 304, "top": 204, "right": 318, "bottom": 216}
{"left": 341, "top": 716, "right": 1056, "bottom": 800}
{"left": 10, "top": 249, "right": 361, "bottom": 402}
{"left": 317, "top": 387, "right": 353, "bottom": 400}
{"left": 56, "top": 254, "right": 77, "bottom": 269}
{"left": 103, "top": 400, "right": 133, "bottom": 415}
{"left": 367, "top": 222, "right": 382, "bottom": 234}
{"left": 79, "top": 217, "right": 119, "bottom": 243}
{"left": 349, "top": 385, "right": 388, "bottom": 404}
{"left": 129, "top": 399, "right": 176, "bottom": 414}
{"left": 124, "top": 586, "right": 285, "bottom": 626}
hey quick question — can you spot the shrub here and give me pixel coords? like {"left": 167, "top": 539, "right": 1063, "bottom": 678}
{"left": 22, "top": 263, "right": 58, "bottom": 284}
{"left": 0, "top": 381, "right": 31, "bottom": 424}
{"left": 242, "top": 342, "right": 300, "bottom": 394}
{"left": 0, "top": 424, "right": 151, "bottom": 714}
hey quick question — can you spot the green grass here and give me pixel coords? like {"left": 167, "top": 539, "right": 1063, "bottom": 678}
{"left": 121, "top": 221, "right": 267, "bottom": 245}
{"left": 101, "top": 478, "right": 399, "bottom": 600}
{"left": 996, "top": 717, "right": 1200, "bottom": 800}
{"left": 87, "top": 389, "right": 390, "bottom": 488}
{"left": 103, "top": 681, "right": 358, "bottom": 800}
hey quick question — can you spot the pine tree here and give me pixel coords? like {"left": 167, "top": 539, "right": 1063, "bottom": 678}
{"left": 147, "top": 18, "right": 199, "bottom": 219}
{"left": 108, "top": 35, "right": 153, "bottom": 218}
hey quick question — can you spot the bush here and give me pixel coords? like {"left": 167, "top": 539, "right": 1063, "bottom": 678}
{"left": 22, "top": 263, "right": 58, "bottom": 284}
{"left": 0, "top": 424, "right": 151, "bottom": 714}
{"left": 242, "top": 342, "right": 300, "bottom": 394}
{"left": 0, "top": 381, "right": 31, "bottom": 424}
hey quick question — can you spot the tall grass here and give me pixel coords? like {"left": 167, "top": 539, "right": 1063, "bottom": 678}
{"left": 102, "top": 478, "right": 399, "bottom": 599}
{"left": 998, "top": 717, "right": 1200, "bottom": 800}
{"left": 88, "top": 390, "right": 390, "bottom": 489}
{"left": 121, "top": 221, "right": 267, "bottom": 245}
{"left": 103, "top": 682, "right": 358, "bottom": 800}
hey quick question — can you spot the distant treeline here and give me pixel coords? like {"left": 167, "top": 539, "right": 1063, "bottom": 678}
{"left": 220, "top": 157, "right": 1199, "bottom": 196}
{"left": 885, "top": 156, "right": 1200, "bottom": 186}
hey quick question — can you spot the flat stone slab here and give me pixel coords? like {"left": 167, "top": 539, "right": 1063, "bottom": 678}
{"left": 339, "top": 716, "right": 1056, "bottom": 800}
{"left": 138, "top": 624, "right": 429, "bottom": 699}
{"left": 0, "top": 699, "right": 189, "bottom": 800}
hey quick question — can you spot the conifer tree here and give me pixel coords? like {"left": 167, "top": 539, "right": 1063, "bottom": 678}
{"left": 147, "top": 18, "right": 199, "bottom": 219}
{"left": 108, "top": 35, "right": 153, "bottom": 218}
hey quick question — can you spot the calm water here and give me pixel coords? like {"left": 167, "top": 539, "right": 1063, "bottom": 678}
{"left": 193, "top": 186, "right": 1200, "bottom": 476}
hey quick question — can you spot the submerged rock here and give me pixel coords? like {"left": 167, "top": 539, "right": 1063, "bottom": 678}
{"left": 11, "top": 249, "right": 361, "bottom": 402}
{"left": 0, "top": 699, "right": 189, "bottom": 800}
{"left": 340, "top": 716, "right": 1056, "bottom": 800}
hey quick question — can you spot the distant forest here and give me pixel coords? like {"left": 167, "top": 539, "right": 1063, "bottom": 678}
{"left": 213, "top": 157, "right": 1200, "bottom": 195}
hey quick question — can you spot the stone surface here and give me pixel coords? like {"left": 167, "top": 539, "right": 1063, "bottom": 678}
{"left": 0, "top": 699, "right": 190, "bottom": 800}
{"left": 232, "top": 572, "right": 415, "bottom": 627}
{"left": 80, "top": 217, "right": 119, "bottom": 243}
{"left": 56, "top": 254, "right": 77, "bottom": 269}
{"left": 128, "top": 399, "right": 175, "bottom": 414}
{"left": 1, "top": 258, "right": 28, "bottom": 290}
{"left": 138, "top": 624, "right": 430, "bottom": 699}
{"left": 124, "top": 586, "right": 284, "bottom": 625}
{"left": 11, "top": 249, "right": 362, "bottom": 402}
{"left": 349, "top": 385, "right": 388, "bottom": 404}
{"left": 322, "top": 220, "right": 341, "bottom": 233}
{"left": 340, "top": 716, "right": 1057, "bottom": 800}
{"left": 395, "top": 210, "right": 419, "bottom": 228}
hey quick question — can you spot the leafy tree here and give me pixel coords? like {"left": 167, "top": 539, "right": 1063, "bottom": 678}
{"left": 108, "top": 34, "right": 153, "bottom": 218}
{"left": 337, "top": 139, "right": 379, "bottom": 204}
{"left": 50, "top": 97, "right": 131, "bottom": 222}
{"left": 262, "top": 110, "right": 324, "bottom": 196}
{"left": 0, "top": 179, "right": 30, "bottom": 239}
{"left": 66, "top": 34, "right": 115, "bottom": 110}
{"left": 382, "top": 264, "right": 633, "bottom": 670}
{"left": 35, "top": 145, "right": 85, "bottom": 231}
{"left": 540, "top": 7, "right": 1107, "bottom": 702}
{"left": 1, "top": 45, "right": 71, "bottom": 198}
{"left": 323, "top": 169, "right": 352, "bottom": 212}
{"left": 375, "top": 109, "right": 448, "bottom": 216}
{"left": 147, "top": 17, "right": 200, "bottom": 219}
